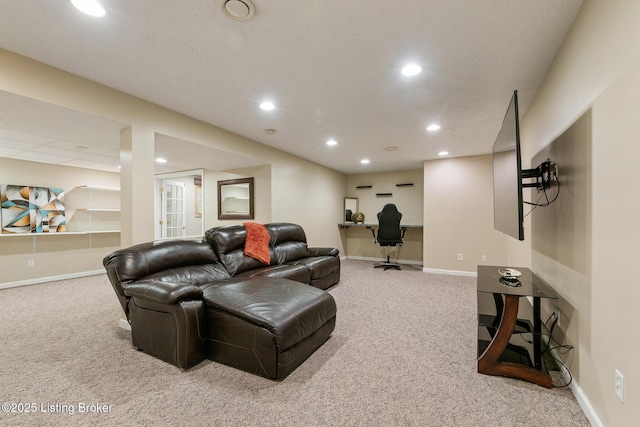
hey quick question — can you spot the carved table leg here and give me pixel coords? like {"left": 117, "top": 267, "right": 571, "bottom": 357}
{"left": 478, "top": 294, "right": 552, "bottom": 388}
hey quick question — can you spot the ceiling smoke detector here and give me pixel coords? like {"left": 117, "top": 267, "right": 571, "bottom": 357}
{"left": 222, "top": 0, "right": 255, "bottom": 21}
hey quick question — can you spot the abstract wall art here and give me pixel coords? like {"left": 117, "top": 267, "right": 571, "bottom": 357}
{"left": 1, "top": 185, "right": 66, "bottom": 234}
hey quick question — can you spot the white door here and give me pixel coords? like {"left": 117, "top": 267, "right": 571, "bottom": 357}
{"left": 161, "top": 179, "right": 186, "bottom": 238}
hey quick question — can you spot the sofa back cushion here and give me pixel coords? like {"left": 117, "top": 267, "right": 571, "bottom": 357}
{"left": 205, "top": 224, "right": 276, "bottom": 276}
{"left": 103, "top": 240, "right": 225, "bottom": 309}
{"left": 141, "top": 264, "right": 232, "bottom": 287}
{"left": 264, "top": 223, "right": 309, "bottom": 264}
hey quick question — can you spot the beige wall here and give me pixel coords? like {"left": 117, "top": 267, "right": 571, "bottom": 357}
{"left": 269, "top": 158, "right": 346, "bottom": 247}
{"left": 346, "top": 169, "right": 424, "bottom": 225}
{"left": 0, "top": 49, "right": 347, "bottom": 284}
{"left": 0, "top": 50, "right": 346, "bottom": 239}
{"left": 0, "top": 158, "right": 120, "bottom": 285}
{"left": 521, "top": 0, "right": 640, "bottom": 425}
{"left": 423, "top": 155, "right": 524, "bottom": 273}
{"left": 530, "top": 111, "right": 591, "bottom": 383}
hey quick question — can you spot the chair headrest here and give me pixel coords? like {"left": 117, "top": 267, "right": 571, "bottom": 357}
{"left": 378, "top": 204, "right": 402, "bottom": 220}
{"left": 380, "top": 204, "right": 400, "bottom": 214}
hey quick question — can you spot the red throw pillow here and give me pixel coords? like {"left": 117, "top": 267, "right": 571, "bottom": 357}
{"left": 243, "top": 222, "right": 271, "bottom": 265}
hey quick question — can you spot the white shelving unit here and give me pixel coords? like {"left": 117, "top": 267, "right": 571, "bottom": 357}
{"left": 0, "top": 185, "right": 121, "bottom": 238}
{"left": 0, "top": 185, "right": 122, "bottom": 287}
{"left": 66, "top": 185, "right": 121, "bottom": 233}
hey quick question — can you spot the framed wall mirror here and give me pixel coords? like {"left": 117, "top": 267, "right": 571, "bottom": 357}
{"left": 218, "top": 177, "right": 254, "bottom": 220}
{"left": 344, "top": 197, "right": 358, "bottom": 223}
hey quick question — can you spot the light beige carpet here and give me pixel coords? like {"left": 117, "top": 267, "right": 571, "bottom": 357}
{"left": 0, "top": 260, "right": 589, "bottom": 426}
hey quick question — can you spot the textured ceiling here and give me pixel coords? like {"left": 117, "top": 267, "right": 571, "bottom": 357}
{"left": 0, "top": 0, "right": 583, "bottom": 174}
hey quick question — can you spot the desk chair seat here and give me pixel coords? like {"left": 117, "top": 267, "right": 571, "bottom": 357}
{"left": 371, "top": 204, "right": 406, "bottom": 270}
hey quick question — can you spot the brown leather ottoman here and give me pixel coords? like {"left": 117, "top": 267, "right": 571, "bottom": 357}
{"left": 202, "top": 277, "right": 337, "bottom": 380}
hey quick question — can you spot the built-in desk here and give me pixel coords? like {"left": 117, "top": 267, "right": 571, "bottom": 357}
{"left": 338, "top": 223, "right": 423, "bottom": 264}
{"left": 338, "top": 223, "right": 423, "bottom": 229}
{"left": 477, "top": 265, "right": 558, "bottom": 388}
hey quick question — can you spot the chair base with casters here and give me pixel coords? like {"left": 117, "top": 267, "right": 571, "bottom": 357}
{"left": 374, "top": 252, "right": 401, "bottom": 270}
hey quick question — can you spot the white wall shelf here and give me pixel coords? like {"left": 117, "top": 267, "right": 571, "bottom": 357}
{"left": 74, "top": 185, "right": 120, "bottom": 192}
{"left": 66, "top": 185, "right": 121, "bottom": 233}
{"left": 75, "top": 208, "right": 121, "bottom": 212}
{"left": 0, "top": 230, "right": 120, "bottom": 237}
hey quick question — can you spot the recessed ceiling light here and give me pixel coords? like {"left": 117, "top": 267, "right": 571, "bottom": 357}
{"left": 427, "top": 124, "right": 441, "bottom": 132}
{"left": 260, "top": 101, "right": 275, "bottom": 111}
{"left": 360, "top": 159, "right": 370, "bottom": 164}
{"left": 71, "top": 0, "right": 106, "bottom": 17}
{"left": 438, "top": 151, "right": 449, "bottom": 156}
{"left": 326, "top": 139, "right": 337, "bottom": 146}
{"left": 155, "top": 158, "right": 167, "bottom": 163}
{"left": 401, "top": 63, "right": 422, "bottom": 76}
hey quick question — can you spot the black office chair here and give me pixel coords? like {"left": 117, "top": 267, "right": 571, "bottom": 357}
{"left": 371, "top": 203, "right": 406, "bottom": 270}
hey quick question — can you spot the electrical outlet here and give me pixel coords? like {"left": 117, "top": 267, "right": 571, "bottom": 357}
{"left": 457, "top": 253, "right": 463, "bottom": 261}
{"left": 615, "top": 370, "right": 624, "bottom": 402}
{"left": 552, "top": 306, "right": 560, "bottom": 328}
{"left": 481, "top": 255, "right": 487, "bottom": 262}
{"left": 27, "top": 259, "right": 35, "bottom": 267}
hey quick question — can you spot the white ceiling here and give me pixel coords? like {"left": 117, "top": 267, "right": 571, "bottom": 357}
{"left": 0, "top": 0, "right": 583, "bottom": 175}
{"left": 0, "top": 90, "right": 266, "bottom": 174}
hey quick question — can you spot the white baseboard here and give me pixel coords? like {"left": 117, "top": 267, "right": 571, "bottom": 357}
{"left": 343, "top": 257, "right": 477, "bottom": 276}
{"left": 0, "top": 270, "right": 105, "bottom": 290}
{"left": 422, "top": 267, "right": 477, "bottom": 277}
{"left": 345, "top": 255, "right": 423, "bottom": 266}
{"left": 543, "top": 336, "right": 602, "bottom": 426}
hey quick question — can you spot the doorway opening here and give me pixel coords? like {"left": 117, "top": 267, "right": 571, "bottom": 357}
{"left": 154, "top": 170, "right": 204, "bottom": 240}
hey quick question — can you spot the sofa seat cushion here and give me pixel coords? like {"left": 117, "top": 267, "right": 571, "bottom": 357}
{"left": 202, "top": 277, "right": 336, "bottom": 351}
{"left": 290, "top": 256, "right": 340, "bottom": 280}
{"left": 235, "top": 264, "right": 310, "bottom": 284}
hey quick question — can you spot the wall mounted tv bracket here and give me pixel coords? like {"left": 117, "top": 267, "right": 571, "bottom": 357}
{"left": 522, "top": 159, "right": 556, "bottom": 191}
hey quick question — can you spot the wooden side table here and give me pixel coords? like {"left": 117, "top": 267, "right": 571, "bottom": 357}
{"left": 477, "top": 266, "right": 559, "bottom": 388}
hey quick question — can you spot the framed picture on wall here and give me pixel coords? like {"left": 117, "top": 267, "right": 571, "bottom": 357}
{"left": 1, "top": 184, "right": 66, "bottom": 233}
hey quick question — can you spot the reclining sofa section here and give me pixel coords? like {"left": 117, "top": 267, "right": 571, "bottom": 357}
{"left": 205, "top": 222, "right": 340, "bottom": 290}
{"left": 103, "top": 222, "right": 340, "bottom": 380}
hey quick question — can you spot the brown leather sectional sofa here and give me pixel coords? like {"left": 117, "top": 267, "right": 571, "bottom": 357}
{"left": 103, "top": 223, "right": 340, "bottom": 380}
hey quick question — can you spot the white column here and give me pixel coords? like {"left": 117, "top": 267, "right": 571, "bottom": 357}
{"left": 120, "top": 126, "right": 155, "bottom": 246}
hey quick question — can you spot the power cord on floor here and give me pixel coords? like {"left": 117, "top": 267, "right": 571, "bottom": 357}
{"left": 543, "top": 312, "right": 574, "bottom": 388}
{"left": 513, "top": 312, "right": 574, "bottom": 388}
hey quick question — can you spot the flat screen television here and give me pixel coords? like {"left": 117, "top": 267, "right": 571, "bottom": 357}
{"left": 492, "top": 90, "right": 524, "bottom": 241}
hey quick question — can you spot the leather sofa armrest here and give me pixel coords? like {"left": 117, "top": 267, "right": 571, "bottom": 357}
{"left": 308, "top": 247, "right": 339, "bottom": 257}
{"left": 124, "top": 280, "right": 203, "bottom": 304}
